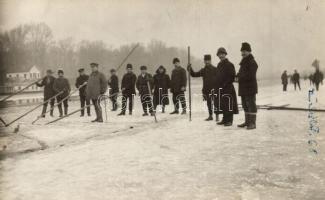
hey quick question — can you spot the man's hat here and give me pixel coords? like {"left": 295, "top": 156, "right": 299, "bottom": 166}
{"left": 110, "top": 69, "right": 116, "bottom": 73}
{"left": 241, "top": 42, "right": 252, "bottom": 52}
{"left": 58, "top": 69, "right": 64, "bottom": 74}
{"left": 78, "top": 68, "right": 84, "bottom": 73}
{"left": 90, "top": 62, "right": 99, "bottom": 67}
{"left": 126, "top": 63, "right": 133, "bottom": 69}
{"left": 140, "top": 65, "right": 147, "bottom": 70}
{"left": 46, "top": 69, "right": 53, "bottom": 74}
{"left": 204, "top": 54, "right": 211, "bottom": 61}
{"left": 173, "top": 57, "right": 180, "bottom": 64}
{"left": 217, "top": 47, "right": 227, "bottom": 56}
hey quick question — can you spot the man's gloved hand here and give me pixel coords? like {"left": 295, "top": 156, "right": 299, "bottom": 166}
{"left": 187, "top": 64, "right": 192, "bottom": 71}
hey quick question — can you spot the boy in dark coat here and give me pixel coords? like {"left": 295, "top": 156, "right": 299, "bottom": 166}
{"left": 237, "top": 42, "right": 258, "bottom": 130}
{"left": 292, "top": 70, "right": 301, "bottom": 91}
{"left": 36, "top": 69, "right": 56, "bottom": 117}
{"left": 188, "top": 54, "right": 219, "bottom": 121}
{"left": 170, "top": 58, "right": 187, "bottom": 115}
{"left": 118, "top": 64, "right": 137, "bottom": 115}
{"left": 108, "top": 69, "right": 119, "bottom": 111}
{"left": 281, "top": 70, "right": 288, "bottom": 91}
{"left": 136, "top": 66, "right": 154, "bottom": 116}
{"left": 86, "top": 63, "right": 108, "bottom": 122}
{"left": 153, "top": 65, "right": 170, "bottom": 113}
{"left": 215, "top": 47, "right": 238, "bottom": 126}
{"left": 53, "top": 70, "right": 71, "bottom": 117}
{"left": 75, "top": 68, "right": 90, "bottom": 117}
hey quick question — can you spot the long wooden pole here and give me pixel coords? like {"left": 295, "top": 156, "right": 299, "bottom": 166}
{"left": 0, "top": 78, "right": 43, "bottom": 102}
{"left": 116, "top": 43, "right": 140, "bottom": 72}
{"left": 5, "top": 91, "right": 64, "bottom": 127}
{"left": 187, "top": 46, "right": 192, "bottom": 121}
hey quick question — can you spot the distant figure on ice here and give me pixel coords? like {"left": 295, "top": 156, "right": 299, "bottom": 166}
{"left": 75, "top": 68, "right": 90, "bottom": 117}
{"left": 187, "top": 54, "right": 218, "bottom": 121}
{"left": 86, "top": 63, "right": 108, "bottom": 123}
{"left": 281, "top": 70, "right": 288, "bottom": 91}
{"left": 53, "top": 70, "right": 71, "bottom": 117}
{"left": 313, "top": 68, "right": 323, "bottom": 91}
{"left": 215, "top": 47, "right": 238, "bottom": 126}
{"left": 36, "top": 69, "right": 56, "bottom": 117}
{"left": 170, "top": 58, "right": 187, "bottom": 115}
{"left": 136, "top": 66, "right": 154, "bottom": 116}
{"left": 118, "top": 64, "right": 137, "bottom": 116}
{"left": 292, "top": 70, "right": 301, "bottom": 91}
{"left": 237, "top": 42, "right": 258, "bottom": 130}
{"left": 153, "top": 65, "right": 170, "bottom": 113}
{"left": 108, "top": 69, "right": 119, "bottom": 111}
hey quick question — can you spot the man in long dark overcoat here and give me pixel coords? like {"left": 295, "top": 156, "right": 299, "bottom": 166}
{"left": 53, "top": 69, "right": 71, "bottom": 117}
{"left": 86, "top": 63, "right": 108, "bottom": 122}
{"left": 237, "top": 42, "right": 258, "bottom": 130}
{"left": 281, "top": 70, "right": 288, "bottom": 92}
{"left": 214, "top": 47, "right": 238, "bottom": 126}
{"left": 108, "top": 69, "right": 119, "bottom": 111}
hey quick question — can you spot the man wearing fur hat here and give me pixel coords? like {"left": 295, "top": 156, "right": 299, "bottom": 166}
{"left": 237, "top": 42, "right": 258, "bottom": 130}
{"left": 136, "top": 65, "right": 154, "bottom": 116}
{"left": 187, "top": 54, "right": 219, "bottom": 121}
{"left": 53, "top": 69, "right": 71, "bottom": 117}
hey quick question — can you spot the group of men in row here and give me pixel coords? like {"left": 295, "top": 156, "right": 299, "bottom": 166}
{"left": 37, "top": 42, "right": 258, "bottom": 129}
{"left": 281, "top": 68, "right": 324, "bottom": 91}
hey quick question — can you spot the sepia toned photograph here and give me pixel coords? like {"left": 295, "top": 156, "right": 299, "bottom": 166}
{"left": 0, "top": 0, "right": 324, "bottom": 199}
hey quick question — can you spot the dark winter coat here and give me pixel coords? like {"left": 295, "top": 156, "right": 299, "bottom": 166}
{"left": 153, "top": 67, "right": 170, "bottom": 105}
{"left": 136, "top": 73, "right": 154, "bottom": 95}
{"left": 292, "top": 72, "right": 300, "bottom": 83}
{"left": 36, "top": 75, "right": 56, "bottom": 99}
{"left": 170, "top": 66, "right": 187, "bottom": 94}
{"left": 86, "top": 71, "right": 108, "bottom": 100}
{"left": 121, "top": 72, "right": 137, "bottom": 95}
{"left": 313, "top": 70, "right": 323, "bottom": 84}
{"left": 189, "top": 63, "right": 218, "bottom": 98}
{"left": 108, "top": 74, "right": 119, "bottom": 95}
{"left": 238, "top": 54, "right": 258, "bottom": 96}
{"left": 75, "top": 74, "right": 89, "bottom": 96}
{"left": 281, "top": 72, "right": 288, "bottom": 85}
{"left": 53, "top": 77, "right": 71, "bottom": 98}
{"left": 215, "top": 59, "right": 238, "bottom": 114}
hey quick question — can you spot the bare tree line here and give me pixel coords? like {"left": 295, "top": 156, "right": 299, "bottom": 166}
{"left": 0, "top": 22, "right": 200, "bottom": 84}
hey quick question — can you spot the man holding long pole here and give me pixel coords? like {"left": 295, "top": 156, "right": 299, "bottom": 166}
{"left": 170, "top": 58, "right": 187, "bottom": 115}
{"left": 36, "top": 69, "right": 56, "bottom": 117}
{"left": 75, "top": 68, "right": 91, "bottom": 117}
{"left": 53, "top": 70, "right": 71, "bottom": 117}
{"left": 86, "top": 63, "right": 108, "bottom": 123}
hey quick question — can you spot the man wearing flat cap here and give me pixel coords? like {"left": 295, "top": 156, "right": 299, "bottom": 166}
{"left": 170, "top": 58, "right": 187, "bottom": 115}
{"left": 187, "top": 54, "right": 219, "bottom": 121}
{"left": 108, "top": 68, "right": 119, "bottom": 111}
{"left": 136, "top": 65, "right": 154, "bottom": 116}
{"left": 53, "top": 69, "right": 71, "bottom": 117}
{"left": 237, "top": 42, "right": 258, "bottom": 130}
{"left": 75, "top": 68, "right": 90, "bottom": 117}
{"left": 36, "top": 69, "right": 56, "bottom": 117}
{"left": 86, "top": 63, "right": 108, "bottom": 122}
{"left": 118, "top": 63, "right": 137, "bottom": 115}
{"left": 215, "top": 47, "right": 238, "bottom": 126}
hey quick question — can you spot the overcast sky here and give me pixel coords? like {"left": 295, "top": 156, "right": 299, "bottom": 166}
{"left": 0, "top": 0, "right": 324, "bottom": 77}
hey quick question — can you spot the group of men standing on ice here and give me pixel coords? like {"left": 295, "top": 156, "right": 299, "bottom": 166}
{"left": 36, "top": 42, "right": 258, "bottom": 130}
